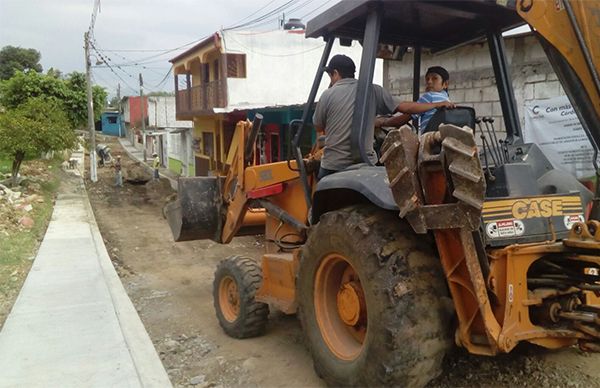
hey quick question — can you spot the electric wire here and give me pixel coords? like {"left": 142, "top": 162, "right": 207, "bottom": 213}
{"left": 241, "top": 0, "right": 313, "bottom": 30}
{"left": 87, "top": 0, "right": 101, "bottom": 36}
{"left": 224, "top": 0, "right": 297, "bottom": 30}
{"left": 225, "top": 0, "right": 280, "bottom": 28}
{"left": 88, "top": 0, "right": 339, "bottom": 96}
{"left": 93, "top": 0, "right": 334, "bottom": 65}
{"left": 92, "top": 40, "right": 172, "bottom": 93}
{"left": 90, "top": 43, "right": 138, "bottom": 93}
{"left": 299, "top": 0, "right": 336, "bottom": 20}
{"left": 95, "top": 44, "right": 171, "bottom": 77}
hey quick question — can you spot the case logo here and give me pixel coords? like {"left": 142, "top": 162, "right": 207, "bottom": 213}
{"left": 511, "top": 199, "right": 563, "bottom": 220}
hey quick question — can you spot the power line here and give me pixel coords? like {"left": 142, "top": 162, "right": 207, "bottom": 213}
{"left": 92, "top": 0, "right": 336, "bottom": 63}
{"left": 224, "top": 0, "right": 297, "bottom": 30}
{"left": 87, "top": 0, "right": 339, "bottom": 97}
{"left": 236, "top": 0, "right": 318, "bottom": 30}
{"left": 96, "top": 34, "right": 212, "bottom": 66}
{"left": 90, "top": 43, "right": 138, "bottom": 93}
{"left": 100, "top": 48, "right": 186, "bottom": 53}
{"left": 88, "top": 0, "right": 101, "bottom": 36}
{"left": 299, "top": 0, "right": 336, "bottom": 20}
{"left": 226, "top": 0, "right": 280, "bottom": 27}
{"left": 148, "top": 66, "right": 173, "bottom": 89}
{"left": 94, "top": 44, "right": 171, "bottom": 77}
{"left": 91, "top": 40, "right": 174, "bottom": 93}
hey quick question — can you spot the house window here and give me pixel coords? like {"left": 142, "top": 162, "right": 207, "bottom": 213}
{"left": 226, "top": 54, "right": 246, "bottom": 78}
{"left": 108, "top": 116, "right": 118, "bottom": 124}
{"left": 202, "top": 132, "right": 214, "bottom": 158}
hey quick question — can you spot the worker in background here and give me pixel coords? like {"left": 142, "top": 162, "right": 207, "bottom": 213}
{"left": 152, "top": 152, "right": 160, "bottom": 180}
{"left": 114, "top": 155, "right": 123, "bottom": 187}
{"left": 313, "top": 54, "right": 400, "bottom": 180}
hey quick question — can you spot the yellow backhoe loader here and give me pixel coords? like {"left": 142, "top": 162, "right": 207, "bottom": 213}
{"left": 166, "top": 1, "right": 600, "bottom": 386}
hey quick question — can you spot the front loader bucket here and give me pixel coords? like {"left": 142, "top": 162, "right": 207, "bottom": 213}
{"left": 165, "top": 177, "right": 223, "bottom": 242}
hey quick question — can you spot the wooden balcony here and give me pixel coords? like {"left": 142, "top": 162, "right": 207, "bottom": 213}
{"left": 176, "top": 79, "right": 227, "bottom": 119}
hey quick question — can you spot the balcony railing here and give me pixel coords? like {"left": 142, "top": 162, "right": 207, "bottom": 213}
{"left": 176, "top": 79, "right": 227, "bottom": 118}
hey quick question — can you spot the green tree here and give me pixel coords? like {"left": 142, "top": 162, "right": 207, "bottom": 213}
{"left": 46, "top": 67, "right": 63, "bottom": 79}
{"left": 0, "top": 70, "right": 107, "bottom": 129}
{"left": 0, "top": 71, "right": 69, "bottom": 108}
{"left": 0, "top": 97, "right": 77, "bottom": 184}
{"left": 64, "top": 72, "right": 107, "bottom": 125}
{"left": 0, "top": 46, "right": 43, "bottom": 80}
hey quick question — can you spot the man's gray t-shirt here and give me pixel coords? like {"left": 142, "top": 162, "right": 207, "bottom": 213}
{"left": 313, "top": 78, "right": 398, "bottom": 171}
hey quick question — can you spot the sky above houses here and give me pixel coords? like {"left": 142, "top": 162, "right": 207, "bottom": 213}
{"left": 0, "top": 0, "right": 341, "bottom": 97}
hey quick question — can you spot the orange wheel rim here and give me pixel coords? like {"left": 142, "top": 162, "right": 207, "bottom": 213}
{"left": 219, "top": 275, "right": 240, "bottom": 322}
{"left": 314, "top": 253, "right": 367, "bottom": 361}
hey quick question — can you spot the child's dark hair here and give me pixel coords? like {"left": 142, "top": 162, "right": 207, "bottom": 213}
{"left": 426, "top": 66, "right": 449, "bottom": 82}
{"left": 426, "top": 66, "right": 449, "bottom": 93}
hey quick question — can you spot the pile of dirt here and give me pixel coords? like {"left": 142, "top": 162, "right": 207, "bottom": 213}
{"left": 0, "top": 161, "right": 52, "bottom": 235}
{"left": 124, "top": 162, "right": 152, "bottom": 184}
{"left": 429, "top": 345, "right": 597, "bottom": 387}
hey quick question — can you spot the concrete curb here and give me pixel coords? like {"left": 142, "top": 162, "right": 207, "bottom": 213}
{"left": 76, "top": 143, "right": 171, "bottom": 387}
{"left": 81, "top": 180, "right": 172, "bottom": 388}
{"left": 0, "top": 145, "right": 171, "bottom": 388}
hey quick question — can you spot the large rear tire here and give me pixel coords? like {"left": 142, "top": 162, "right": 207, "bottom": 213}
{"left": 298, "top": 205, "right": 452, "bottom": 387}
{"left": 213, "top": 255, "right": 269, "bottom": 338}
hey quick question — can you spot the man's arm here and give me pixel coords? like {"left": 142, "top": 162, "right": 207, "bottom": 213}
{"left": 397, "top": 100, "right": 455, "bottom": 114}
{"left": 374, "top": 113, "right": 411, "bottom": 128}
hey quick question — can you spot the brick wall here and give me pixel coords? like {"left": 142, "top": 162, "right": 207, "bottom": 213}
{"left": 384, "top": 33, "right": 565, "bottom": 135}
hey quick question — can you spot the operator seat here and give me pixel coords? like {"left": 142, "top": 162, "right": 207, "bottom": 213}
{"left": 422, "top": 106, "right": 476, "bottom": 133}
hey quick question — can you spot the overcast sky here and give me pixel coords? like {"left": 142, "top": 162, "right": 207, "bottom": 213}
{"left": 0, "top": 0, "right": 340, "bottom": 97}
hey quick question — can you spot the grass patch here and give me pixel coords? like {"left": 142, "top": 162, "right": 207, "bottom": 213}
{"left": 0, "top": 158, "right": 62, "bottom": 326}
{"left": 0, "top": 157, "right": 11, "bottom": 175}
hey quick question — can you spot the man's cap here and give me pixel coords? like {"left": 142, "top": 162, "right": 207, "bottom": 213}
{"left": 152, "top": 153, "right": 158, "bottom": 156}
{"left": 324, "top": 54, "right": 356, "bottom": 75}
{"left": 426, "top": 66, "right": 449, "bottom": 82}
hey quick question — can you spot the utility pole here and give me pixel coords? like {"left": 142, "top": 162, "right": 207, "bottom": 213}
{"left": 117, "top": 83, "right": 122, "bottom": 137}
{"left": 84, "top": 32, "right": 98, "bottom": 182}
{"left": 140, "top": 73, "right": 147, "bottom": 162}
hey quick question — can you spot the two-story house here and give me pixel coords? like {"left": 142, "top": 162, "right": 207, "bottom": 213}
{"left": 170, "top": 25, "right": 382, "bottom": 176}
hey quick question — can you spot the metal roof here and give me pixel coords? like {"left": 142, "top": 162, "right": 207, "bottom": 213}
{"left": 306, "top": 0, "right": 525, "bottom": 51}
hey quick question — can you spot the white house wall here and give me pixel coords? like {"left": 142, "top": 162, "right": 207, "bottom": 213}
{"left": 147, "top": 97, "right": 193, "bottom": 129}
{"left": 122, "top": 99, "right": 131, "bottom": 124}
{"left": 167, "top": 129, "right": 193, "bottom": 177}
{"left": 222, "top": 30, "right": 383, "bottom": 109}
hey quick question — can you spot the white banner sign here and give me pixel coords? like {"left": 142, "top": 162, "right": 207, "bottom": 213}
{"left": 523, "top": 95, "right": 595, "bottom": 179}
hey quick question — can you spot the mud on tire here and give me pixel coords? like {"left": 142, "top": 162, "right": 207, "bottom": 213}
{"left": 213, "top": 255, "right": 269, "bottom": 338}
{"left": 298, "top": 205, "right": 453, "bottom": 387}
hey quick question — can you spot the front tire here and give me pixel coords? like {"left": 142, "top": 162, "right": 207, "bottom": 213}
{"left": 213, "top": 255, "right": 269, "bottom": 338}
{"left": 298, "top": 205, "right": 452, "bottom": 387}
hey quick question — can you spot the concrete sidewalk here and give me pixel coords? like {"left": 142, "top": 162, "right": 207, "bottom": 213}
{"left": 118, "top": 138, "right": 179, "bottom": 191}
{"left": 0, "top": 148, "right": 171, "bottom": 388}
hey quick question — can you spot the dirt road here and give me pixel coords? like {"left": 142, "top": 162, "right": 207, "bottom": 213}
{"left": 86, "top": 137, "right": 599, "bottom": 388}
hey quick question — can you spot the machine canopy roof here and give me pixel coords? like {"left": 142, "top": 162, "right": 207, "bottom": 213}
{"left": 306, "top": 0, "right": 524, "bottom": 51}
